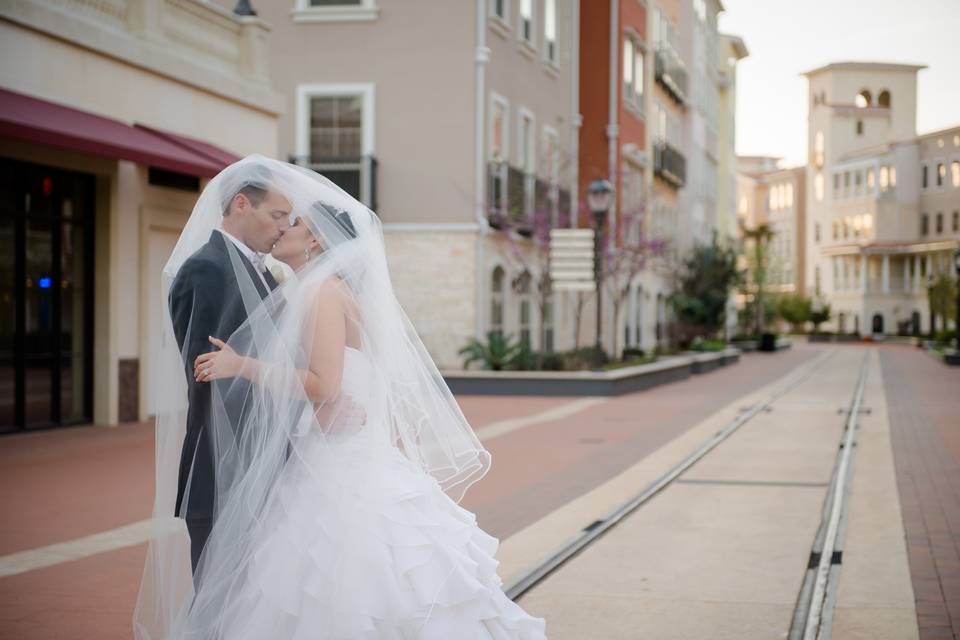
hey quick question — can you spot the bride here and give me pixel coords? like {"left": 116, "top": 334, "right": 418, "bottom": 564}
{"left": 134, "top": 156, "right": 547, "bottom": 639}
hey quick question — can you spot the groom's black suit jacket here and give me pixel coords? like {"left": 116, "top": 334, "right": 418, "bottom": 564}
{"left": 168, "top": 230, "right": 278, "bottom": 519}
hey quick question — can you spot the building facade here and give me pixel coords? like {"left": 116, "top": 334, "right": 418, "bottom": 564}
{"left": 0, "top": 0, "right": 280, "bottom": 430}
{"left": 803, "top": 62, "right": 959, "bottom": 335}
{"left": 241, "top": 0, "right": 580, "bottom": 367}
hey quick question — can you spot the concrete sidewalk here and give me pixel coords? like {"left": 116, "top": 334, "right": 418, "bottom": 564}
{"left": 512, "top": 348, "right": 917, "bottom": 639}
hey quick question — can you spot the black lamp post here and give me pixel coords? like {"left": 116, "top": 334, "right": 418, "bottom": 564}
{"left": 927, "top": 271, "right": 936, "bottom": 339}
{"left": 587, "top": 179, "right": 614, "bottom": 355}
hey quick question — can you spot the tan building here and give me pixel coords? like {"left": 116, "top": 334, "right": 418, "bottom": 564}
{"left": 0, "top": 0, "right": 280, "bottom": 430}
{"left": 803, "top": 62, "right": 959, "bottom": 335}
{"left": 717, "top": 34, "right": 748, "bottom": 247}
{"left": 236, "top": 0, "right": 580, "bottom": 367}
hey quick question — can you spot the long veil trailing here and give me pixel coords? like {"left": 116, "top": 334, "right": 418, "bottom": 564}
{"left": 133, "top": 155, "right": 494, "bottom": 638}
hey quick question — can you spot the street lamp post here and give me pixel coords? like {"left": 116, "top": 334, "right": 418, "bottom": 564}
{"left": 587, "top": 179, "right": 614, "bottom": 357}
{"left": 927, "top": 272, "right": 937, "bottom": 340}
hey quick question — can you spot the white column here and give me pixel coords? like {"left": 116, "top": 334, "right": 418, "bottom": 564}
{"left": 926, "top": 254, "right": 934, "bottom": 280}
{"left": 860, "top": 254, "right": 868, "bottom": 292}
{"left": 882, "top": 254, "right": 890, "bottom": 294}
{"left": 914, "top": 254, "right": 921, "bottom": 292}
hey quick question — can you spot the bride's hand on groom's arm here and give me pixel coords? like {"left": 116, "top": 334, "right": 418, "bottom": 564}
{"left": 194, "top": 336, "right": 255, "bottom": 382}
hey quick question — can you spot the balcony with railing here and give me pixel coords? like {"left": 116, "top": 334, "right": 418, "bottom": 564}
{"left": 654, "top": 142, "right": 686, "bottom": 189}
{"left": 487, "top": 162, "right": 570, "bottom": 234}
{"left": 654, "top": 45, "right": 688, "bottom": 105}
{"left": 289, "top": 154, "right": 378, "bottom": 211}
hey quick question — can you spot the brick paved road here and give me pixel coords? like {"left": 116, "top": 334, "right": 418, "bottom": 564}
{"left": 880, "top": 345, "right": 960, "bottom": 640}
{"left": 0, "top": 344, "right": 893, "bottom": 640}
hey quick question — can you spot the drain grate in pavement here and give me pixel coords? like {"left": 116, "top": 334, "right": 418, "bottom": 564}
{"left": 675, "top": 478, "right": 830, "bottom": 488}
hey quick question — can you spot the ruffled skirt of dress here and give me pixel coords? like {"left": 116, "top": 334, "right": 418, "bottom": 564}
{"left": 217, "top": 428, "right": 547, "bottom": 640}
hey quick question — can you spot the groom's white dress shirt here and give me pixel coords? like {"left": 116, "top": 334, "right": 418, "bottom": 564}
{"left": 219, "top": 228, "right": 270, "bottom": 290}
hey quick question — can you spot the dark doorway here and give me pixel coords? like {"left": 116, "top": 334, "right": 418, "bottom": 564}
{"left": 0, "top": 158, "right": 95, "bottom": 433}
{"left": 911, "top": 311, "right": 921, "bottom": 336}
{"left": 872, "top": 313, "right": 884, "bottom": 334}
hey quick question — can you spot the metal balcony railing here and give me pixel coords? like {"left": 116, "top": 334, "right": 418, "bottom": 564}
{"left": 654, "top": 142, "right": 686, "bottom": 189}
{"left": 487, "top": 162, "right": 572, "bottom": 233}
{"left": 654, "top": 46, "right": 688, "bottom": 105}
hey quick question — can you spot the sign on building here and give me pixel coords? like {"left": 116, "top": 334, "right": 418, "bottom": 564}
{"left": 549, "top": 228, "right": 595, "bottom": 292}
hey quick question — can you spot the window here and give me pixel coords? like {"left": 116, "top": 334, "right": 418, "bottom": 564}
{"left": 832, "top": 220, "right": 838, "bottom": 240}
{"left": 296, "top": 83, "right": 375, "bottom": 205}
{"left": 518, "top": 110, "right": 535, "bottom": 173}
{"left": 815, "top": 222, "right": 821, "bottom": 243}
{"left": 833, "top": 173, "right": 840, "bottom": 198}
{"left": 814, "top": 172, "right": 824, "bottom": 201}
{"left": 622, "top": 39, "right": 644, "bottom": 109}
{"left": 890, "top": 166, "right": 896, "bottom": 187}
{"left": 786, "top": 183, "right": 794, "bottom": 208}
{"left": 294, "top": 0, "right": 379, "bottom": 22}
{"left": 922, "top": 165, "right": 928, "bottom": 189}
{"left": 490, "top": 94, "right": 509, "bottom": 161}
{"left": 517, "top": 272, "right": 532, "bottom": 348}
{"left": 878, "top": 90, "right": 891, "bottom": 108}
{"left": 952, "top": 161, "right": 960, "bottom": 187}
{"left": 921, "top": 213, "right": 929, "bottom": 235}
{"left": 814, "top": 131, "right": 824, "bottom": 167}
{"left": 937, "top": 163, "right": 946, "bottom": 187}
{"left": 936, "top": 212, "right": 943, "bottom": 234}
{"left": 953, "top": 210, "right": 959, "bottom": 232}
{"left": 491, "top": 0, "right": 507, "bottom": 22}
{"left": 519, "top": 0, "right": 534, "bottom": 45}
{"left": 843, "top": 171, "right": 850, "bottom": 195}
{"left": 867, "top": 168, "right": 875, "bottom": 190}
{"left": 880, "top": 166, "right": 889, "bottom": 191}
{"left": 544, "top": 0, "right": 557, "bottom": 63}
{"left": 856, "top": 120, "right": 864, "bottom": 135}
{"left": 855, "top": 90, "right": 871, "bottom": 108}
{"left": 490, "top": 266, "right": 505, "bottom": 335}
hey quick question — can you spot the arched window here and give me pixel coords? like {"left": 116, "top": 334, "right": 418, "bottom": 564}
{"left": 490, "top": 266, "right": 505, "bottom": 336}
{"left": 855, "top": 90, "right": 871, "bottom": 108}
{"left": 634, "top": 286, "right": 643, "bottom": 347}
{"left": 516, "top": 271, "right": 532, "bottom": 349}
{"left": 878, "top": 90, "right": 891, "bottom": 108}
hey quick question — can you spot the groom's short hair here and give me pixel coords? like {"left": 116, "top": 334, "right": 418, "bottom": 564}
{"left": 219, "top": 161, "right": 274, "bottom": 216}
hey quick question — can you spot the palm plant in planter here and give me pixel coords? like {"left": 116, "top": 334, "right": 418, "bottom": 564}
{"left": 458, "top": 331, "right": 524, "bottom": 371}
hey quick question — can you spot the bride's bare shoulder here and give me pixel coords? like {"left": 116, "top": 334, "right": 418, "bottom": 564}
{"left": 304, "top": 277, "right": 357, "bottom": 313}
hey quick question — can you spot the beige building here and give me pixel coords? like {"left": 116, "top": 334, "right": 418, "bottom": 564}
{"left": 232, "top": 0, "right": 580, "bottom": 367}
{"left": 717, "top": 34, "right": 748, "bottom": 248}
{"left": 803, "top": 62, "right": 959, "bottom": 335}
{"left": 0, "top": 0, "right": 280, "bottom": 430}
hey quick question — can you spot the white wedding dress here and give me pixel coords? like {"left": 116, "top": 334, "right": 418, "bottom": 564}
{"left": 219, "top": 347, "right": 547, "bottom": 639}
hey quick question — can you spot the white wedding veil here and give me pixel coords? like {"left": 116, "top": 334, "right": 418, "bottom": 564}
{"left": 133, "top": 155, "right": 491, "bottom": 638}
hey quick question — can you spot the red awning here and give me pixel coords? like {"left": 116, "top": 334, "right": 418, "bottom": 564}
{"left": 0, "top": 87, "right": 237, "bottom": 178}
{"left": 134, "top": 124, "right": 241, "bottom": 168}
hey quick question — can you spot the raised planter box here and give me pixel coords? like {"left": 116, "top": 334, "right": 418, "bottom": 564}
{"left": 731, "top": 340, "right": 757, "bottom": 352}
{"left": 808, "top": 334, "right": 861, "bottom": 343}
{"left": 443, "top": 348, "right": 741, "bottom": 397}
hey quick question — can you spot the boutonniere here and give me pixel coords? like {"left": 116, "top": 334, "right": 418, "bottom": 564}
{"left": 270, "top": 264, "right": 288, "bottom": 285}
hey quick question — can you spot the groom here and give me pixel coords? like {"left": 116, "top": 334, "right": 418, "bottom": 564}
{"left": 168, "top": 161, "right": 292, "bottom": 573}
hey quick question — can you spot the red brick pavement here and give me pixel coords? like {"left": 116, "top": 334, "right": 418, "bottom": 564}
{"left": 880, "top": 345, "right": 960, "bottom": 640}
{"left": 0, "top": 346, "right": 819, "bottom": 639}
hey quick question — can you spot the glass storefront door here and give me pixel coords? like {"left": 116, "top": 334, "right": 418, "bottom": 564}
{"left": 0, "top": 158, "right": 94, "bottom": 432}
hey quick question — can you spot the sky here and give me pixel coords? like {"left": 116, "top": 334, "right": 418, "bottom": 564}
{"left": 718, "top": 0, "right": 960, "bottom": 167}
